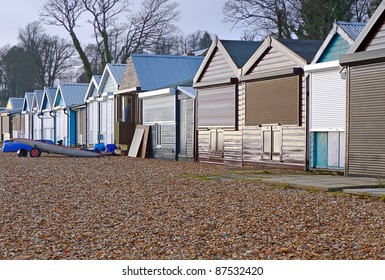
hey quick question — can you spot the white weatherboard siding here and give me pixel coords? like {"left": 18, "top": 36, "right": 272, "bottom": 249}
{"left": 42, "top": 112, "right": 54, "bottom": 141}
{"left": 310, "top": 69, "right": 346, "bottom": 132}
{"left": 87, "top": 101, "right": 99, "bottom": 146}
{"left": 56, "top": 109, "right": 68, "bottom": 146}
{"left": 99, "top": 100, "right": 107, "bottom": 143}
{"left": 142, "top": 95, "right": 176, "bottom": 124}
{"left": 33, "top": 114, "right": 42, "bottom": 140}
{"left": 106, "top": 98, "right": 114, "bottom": 144}
{"left": 23, "top": 114, "right": 31, "bottom": 139}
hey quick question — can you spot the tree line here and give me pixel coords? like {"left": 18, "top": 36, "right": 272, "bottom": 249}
{"left": 224, "top": 0, "right": 382, "bottom": 40}
{"left": 0, "top": 0, "right": 382, "bottom": 106}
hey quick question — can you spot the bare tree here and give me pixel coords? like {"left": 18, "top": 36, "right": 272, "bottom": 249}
{"left": 223, "top": 0, "right": 297, "bottom": 39}
{"left": 118, "top": 0, "right": 180, "bottom": 62}
{"left": 224, "top": 0, "right": 382, "bottom": 40}
{"left": 18, "top": 22, "right": 76, "bottom": 87}
{"left": 82, "top": 0, "right": 129, "bottom": 66}
{"left": 40, "top": 0, "right": 93, "bottom": 81}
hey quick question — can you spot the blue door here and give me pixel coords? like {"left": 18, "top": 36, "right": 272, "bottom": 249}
{"left": 314, "top": 132, "right": 328, "bottom": 168}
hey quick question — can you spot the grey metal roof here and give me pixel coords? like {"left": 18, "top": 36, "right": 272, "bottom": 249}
{"left": 131, "top": 54, "right": 204, "bottom": 91}
{"left": 277, "top": 39, "right": 324, "bottom": 63}
{"left": 22, "top": 92, "right": 34, "bottom": 112}
{"left": 337, "top": 21, "right": 366, "bottom": 40}
{"left": 8, "top": 97, "right": 24, "bottom": 110}
{"left": 32, "top": 90, "right": 44, "bottom": 111}
{"left": 103, "top": 64, "right": 127, "bottom": 88}
{"left": 177, "top": 86, "right": 197, "bottom": 99}
{"left": 85, "top": 75, "right": 102, "bottom": 101}
{"left": 2, "top": 97, "right": 23, "bottom": 115}
{"left": 221, "top": 40, "right": 263, "bottom": 68}
{"left": 41, "top": 87, "right": 57, "bottom": 111}
{"left": 56, "top": 83, "right": 89, "bottom": 107}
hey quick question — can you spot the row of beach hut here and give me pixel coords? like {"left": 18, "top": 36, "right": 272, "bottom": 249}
{"left": 2, "top": 0, "right": 385, "bottom": 177}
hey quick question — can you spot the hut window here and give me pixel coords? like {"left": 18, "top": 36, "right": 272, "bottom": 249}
{"left": 245, "top": 76, "right": 300, "bottom": 126}
{"left": 117, "top": 95, "right": 134, "bottom": 123}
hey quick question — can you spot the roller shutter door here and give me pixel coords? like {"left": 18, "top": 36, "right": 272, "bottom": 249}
{"left": 197, "top": 85, "right": 236, "bottom": 128}
{"left": 311, "top": 69, "right": 345, "bottom": 131}
{"left": 245, "top": 76, "right": 300, "bottom": 126}
{"left": 348, "top": 62, "right": 385, "bottom": 176}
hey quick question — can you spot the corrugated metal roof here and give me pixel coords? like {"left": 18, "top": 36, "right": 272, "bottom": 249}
{"left": 221, "top": 40, "right": 263, "bottom": 68}
{"left": 32, "top": 90, "right": 44, "bottom": 111}
{"left": 177, "top": 86, "right": 197, "bottom": 99}
{"left": 100, "top": 64, "right": 127, "bottom": 89}
{"left": 41, "top": 87, "right": 57, "bottom": 110}
{"left": 56, "top": 83, "right": 89, "bottom": 107}
{"left": 132, "top": 54, "right": 204, "bottom": 91}
{"left": 277, "top": 39, "right": 324, "bottom": 63}
{"left": 337, "top": 21, "right": 366, "bottom": 41}
{"left": 8, "top": 97, "right": 24, "bottom": 110}
{"left": 108, "top": 64, "right": 126, "bottom": 86}
{"left": 22, "top": 92, "right": 34, "bottom": 112}
{"left": 85, "top": 75, "right": 102, "bottom": 101}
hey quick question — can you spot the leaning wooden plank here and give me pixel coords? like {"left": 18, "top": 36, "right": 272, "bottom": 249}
{"left": 128, "top": 128, "right": 145, "bottom": 158}
{"left": 137, "top": 125, "right": 150, "bottom": 159}
{"left": 11, "top": 138, "right": 100, "bottom": 157}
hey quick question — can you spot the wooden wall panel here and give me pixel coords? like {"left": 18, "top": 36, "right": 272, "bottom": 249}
{"left": 248, "top": 48, "right": 296, "bottom": 75}
{"left": 199, "top": 48, "right": 236, "bottom": 84}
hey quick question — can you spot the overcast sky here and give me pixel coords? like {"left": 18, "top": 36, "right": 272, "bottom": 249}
{"left": 0, "top": 0, "right": 244, "bottom": 47}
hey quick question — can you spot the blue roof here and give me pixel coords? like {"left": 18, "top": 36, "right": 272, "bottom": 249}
{"left": 8, "top": 97, "right": 24, "bottom": 110}
{"left": 41, "top": 87, "right": 57, "bottom": 110}
{"left": 337, "top": 21, "right": 366, "bottom": 41}
{"left": 55, "top": 83, "right": 89, "bottom": 107}
{"left": 85, "top": 75, "right": 102, "bottom": 101}
{"left": 22, "top": 92, "right": 34, "bottom": 112}
{"left": 131, "top": 54, "right": 204, "bottom": 91}
{"left": 32, "top": 90, "right": 44, "bottom": 111}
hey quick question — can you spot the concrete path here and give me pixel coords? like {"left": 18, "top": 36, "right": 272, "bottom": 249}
{"left": 213, "top": 173, "right": 383, "bottom": 193}
{"left": 343, "top": 188, "right": 385, "bottom": 197}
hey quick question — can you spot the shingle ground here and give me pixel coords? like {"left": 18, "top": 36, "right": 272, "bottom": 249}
{"left": 1, "top": 153, "right": 385, "bottom": 260}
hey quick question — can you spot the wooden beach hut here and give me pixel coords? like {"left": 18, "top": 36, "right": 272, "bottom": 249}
{"left": 193, "top": 39, "right": 262, "bottom": 165}
{"left": 240, "top": 37, "right": 322, "bottom": 169}
{"left": 340, "top": 0, "right": 385, "bottom": 177}
{"left": 52, "top": 83, "right": 89, "bottom": 146}
{"left": 97, "top": 64, "right": 127, "bottom": 145}
{"left": 116, "top": 54, "right": 204, "bottom": 156}
{"left": 305, "top": 21, "right": 365, "bottom": 170}
{"left": 138, "top": 86, "right": 198, "bottom": 161}
{"left": 84, "top": 75, "right": 102, "bottom": 147}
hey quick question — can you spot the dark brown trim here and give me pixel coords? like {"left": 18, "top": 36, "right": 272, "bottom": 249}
{"left": 240, "top": 67, "right": 302, "bottom": 82}
{"left": 193, "top": 77, "right": 238, "bottom": 89}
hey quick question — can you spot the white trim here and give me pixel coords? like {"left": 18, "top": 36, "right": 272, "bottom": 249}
{"left": 138, "top": 88, "right": 176, "bottom": 99}
{"left": 142, "top": 121, "right": 176, "bottom": 126}
{"left": 304, "top": 60, "right": 341, "bottom": 72}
